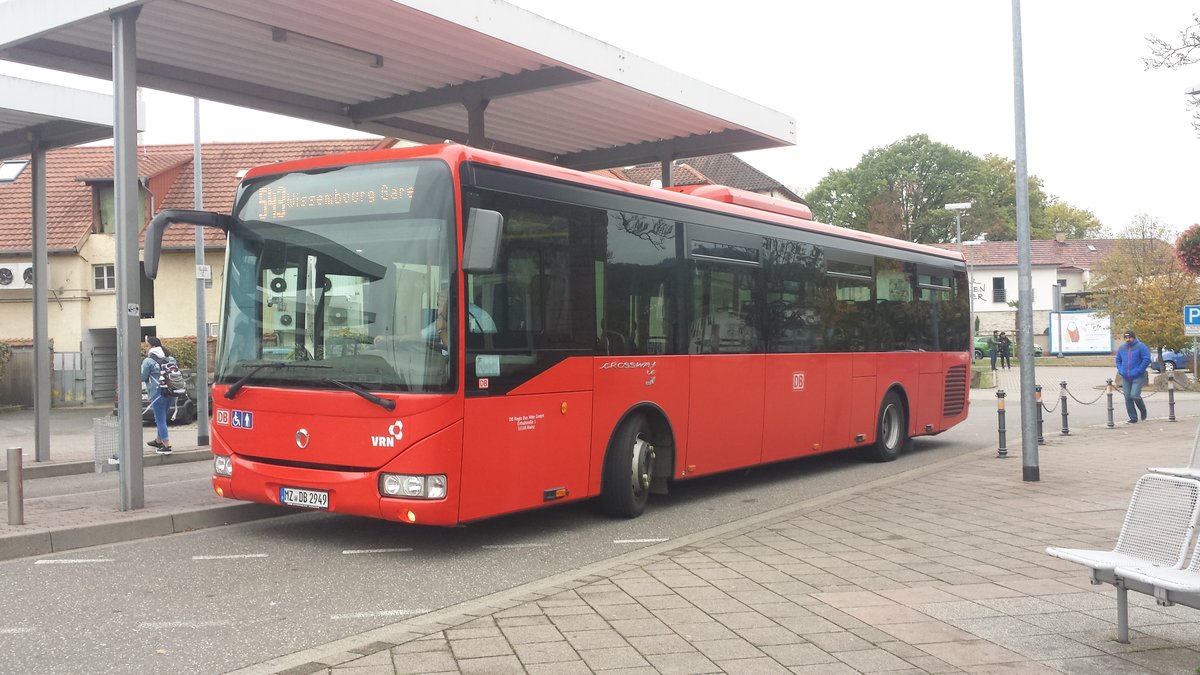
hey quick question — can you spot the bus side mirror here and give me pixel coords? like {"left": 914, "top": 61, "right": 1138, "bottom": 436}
{"left": 144, "top": 209, "right": 235, "bottom": 279}
{"left": 463, "top": 208, "right": 503, "bottom": 273}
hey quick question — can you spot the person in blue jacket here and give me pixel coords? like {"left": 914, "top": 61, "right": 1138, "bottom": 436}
{"left": 1115, "top": 330, "right": 1151, "bottom": 423}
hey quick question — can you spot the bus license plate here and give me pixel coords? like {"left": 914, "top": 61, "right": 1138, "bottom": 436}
{"left": 279, "top": 487, "right": 328, "bottom": 509}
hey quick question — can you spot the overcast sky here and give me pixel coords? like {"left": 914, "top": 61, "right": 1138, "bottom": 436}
{"left": 1, "top": 1, "right": 1197, "bottom": 235}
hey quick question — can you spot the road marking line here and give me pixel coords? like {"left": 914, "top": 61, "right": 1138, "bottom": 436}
{"left": 34, "top": 558, "right": 114, "bottom": 564}
{"left": 191, "top": 554, "right": 269, "bottom": 560}
{"left": 481, "top": 543, "right": 549, "bottom": 549}
{"left": 613, "top": 538, "right": 670, "bottom": 544}
{"left": 330, "top": 609, "right": 427, "bottom": 620}
{"left": 342, "top": 548, "right": 413, "bottom": 555}
{"left": 137, "top": 620, "right": 233, "bottom": 629}
{"left": 0, "top": 627, "right": 35, "bottom": 634}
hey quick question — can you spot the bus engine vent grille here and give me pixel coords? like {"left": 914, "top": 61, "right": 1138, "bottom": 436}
{"left": 943, "top": 365, "right": 968, "bottom": 417}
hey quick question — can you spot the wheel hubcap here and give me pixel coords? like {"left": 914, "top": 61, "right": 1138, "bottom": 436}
{"left": 881, "top": 404, "right": 900, "bottom": 449}
{"left": 630, "top": 436, "right": 654, "bottom": 493}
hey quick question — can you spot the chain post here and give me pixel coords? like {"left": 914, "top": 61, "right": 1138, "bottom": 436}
{"left": 1169, "top": 371, "right": 1176, "bottom": 422}
{"left": 1106, "top": 378, "right": 1115, "bottom": 428}
{"left": 1034, "top": 384, "right": 1044, "bottom": 444}
{"left": 7, "top": 447, "right": 23, "bottom": 526}
{"left": 996, "top": 389, "right": 1008, "bottom": 458}
{"left": 1059, "top": 380, "right": 1070, "bottom": 436}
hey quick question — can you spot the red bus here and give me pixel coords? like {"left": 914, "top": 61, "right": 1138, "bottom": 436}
{"left": 145, "top": 143, "right": 970, "bottom": 525}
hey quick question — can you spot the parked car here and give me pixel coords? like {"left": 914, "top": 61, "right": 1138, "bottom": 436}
{"left": 972, "top": 335, "right": 1043, "bottom": 360}
{"left": 113, "top": 382, "right": 197, "bottom": 426}
{"left": 1150, "top": 347, "right": 1195, "bottom": 373}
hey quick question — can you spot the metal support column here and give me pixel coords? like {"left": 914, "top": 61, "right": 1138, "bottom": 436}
{"left": 193, "top": 98, "right": 210, "bottom": 446}
{"left": 464, "top": 89, "right": 489, "bottom": 148}
{"left": 113, "top": 7, "right": 144, "bottom": 510}
{"left": 1011, "top": 0, "right": 1038, "bottom": 481}
{"left": 30, "top": 136, "right": 50, "bottom": 463}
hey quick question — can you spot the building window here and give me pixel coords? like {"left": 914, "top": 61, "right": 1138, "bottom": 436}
{"left": 992, "top": 277, "right": 1006, "bottom": 303}
{"left": 94, "top": 264, "right": 115, "bottom": 290}
{"left": 1057, "top": 279, "right": 1067, "bottom": 287}
{"left": 93, "top": 183, "right": 147, "bottom": 234}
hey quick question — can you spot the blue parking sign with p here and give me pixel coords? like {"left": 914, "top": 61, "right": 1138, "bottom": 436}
{"left": 1186, "top": 305, "right": 1200, "bottom": 325}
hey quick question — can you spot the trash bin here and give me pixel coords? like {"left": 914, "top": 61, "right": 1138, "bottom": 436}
{"left": 92, "top": 416, "right": 119, "bottom": 473}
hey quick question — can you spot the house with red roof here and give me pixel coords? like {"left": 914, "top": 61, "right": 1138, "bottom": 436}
{"left": 935, "top": 235, "right": 1119, "bottom": 346}
{"left": 0, "top": 138, "right": 389, "bottom": 404}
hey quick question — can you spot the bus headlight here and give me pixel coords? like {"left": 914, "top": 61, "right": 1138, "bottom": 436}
{"left": 379, "top": 473, "right": 446, "bottom": 500}
{"left": 213, "top": 455, "right": 233, "bottom": 477}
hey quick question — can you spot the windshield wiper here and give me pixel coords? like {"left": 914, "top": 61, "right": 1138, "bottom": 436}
{"left": 225, "top": 361, "right": 332, "bottom": 399}
{"left": 323, "top": 379, "right": 396, "bottom": 411}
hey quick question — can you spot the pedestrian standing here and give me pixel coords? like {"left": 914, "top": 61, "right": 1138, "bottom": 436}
{"left": 989, "top": 330, "right": 999, "bottom": 371}
{"left": 1116, "top": 330, "right": 1150, "bottom": 424}
{"left": 998, "top": 332, "right": 1013, "bottom": 370}
{"left": 140, "top": 336, "right": 172, "bottom": 453}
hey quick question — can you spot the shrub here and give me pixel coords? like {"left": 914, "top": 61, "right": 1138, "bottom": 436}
{"left": 0, "top": 341, "right": 11, "bottom": 384}
{"left": 1176, "top": 224, "right": 1200, "bottom": 274}
{"left": 142, "top": 337, "right": 198, "bottom": 371}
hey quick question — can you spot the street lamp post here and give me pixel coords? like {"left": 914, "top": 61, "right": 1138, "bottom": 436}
{"left": 946, "top": 202, "right": 972, "bottom": 250}
{"left": 945, "top": 201, "right": 976, "bottom": 347}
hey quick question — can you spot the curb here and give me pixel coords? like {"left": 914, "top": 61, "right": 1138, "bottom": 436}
{"left": 0, "top": 502, "right": 295, "bottom": 562}
{"left": 0, "top": 448, "right": 211, "bottom": 482}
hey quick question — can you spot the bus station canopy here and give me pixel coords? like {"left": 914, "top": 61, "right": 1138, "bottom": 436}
{"left": 0, "top": 0, "right": 796, "bottom": 170}
{"left": 0, "top": 75, "right": 114, "bottom": 160}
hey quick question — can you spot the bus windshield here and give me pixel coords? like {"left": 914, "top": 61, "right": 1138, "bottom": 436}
{"left": 216, "top": 159, "right": 456, "bottom": 394}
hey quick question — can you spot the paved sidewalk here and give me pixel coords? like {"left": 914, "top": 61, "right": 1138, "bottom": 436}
{"left": 230, "top": 419, "right": 1200, "bottom": 675}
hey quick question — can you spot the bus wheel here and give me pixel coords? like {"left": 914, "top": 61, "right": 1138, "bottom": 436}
{"left": 866, "top": 391, "right": 906, "bottom": 462}
{"left": 601, "top": 414, "right": 655, "bottom": 518}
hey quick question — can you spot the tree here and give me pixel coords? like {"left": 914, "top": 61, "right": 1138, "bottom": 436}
{"left": 1145, "top": 14, "right": 1200, "bottom": 133}
{"left": 1042, "top": 199, "right": 1108, "bottom": 240}
{"left": 1089, "top": 214, "right": 1198, "bottom": 352}
{"left": 805, "top": 134, "right": 978, "bottom": 244}
{"left": 804, "top": 134, "right": 1064, "bottom": 244}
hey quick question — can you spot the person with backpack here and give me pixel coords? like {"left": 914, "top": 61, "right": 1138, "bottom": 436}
{"left": 140, "top": 336, "right": 172, "bottom": 453}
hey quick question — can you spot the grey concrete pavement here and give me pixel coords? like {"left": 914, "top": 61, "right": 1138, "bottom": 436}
{"left": 230, "top": 413, "right": 1200, "bottom": 674}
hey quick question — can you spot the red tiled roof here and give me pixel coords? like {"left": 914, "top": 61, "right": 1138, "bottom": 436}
{"left": 932, "top": 239, "right": 1119, "bottom": 268}
{"left": 613, "top": 153, "right": 804, "bottom": 202}
{"left": 0, "top": 139, "right": 388, "bottom": 253}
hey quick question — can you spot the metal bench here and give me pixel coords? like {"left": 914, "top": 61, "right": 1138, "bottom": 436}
{"left": 1046, "top": 473, "right": 1200, "bottom": 643}
{"left": 1149, "top": 424, "right": 1200, "bottom": 479}
{"left": 1113, "top": 535, "right": 1200, "bottom": 641}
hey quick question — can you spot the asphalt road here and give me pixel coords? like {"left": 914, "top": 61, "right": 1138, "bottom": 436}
{"left": 2, "top": 365, "right": 1197, "bottom": 673}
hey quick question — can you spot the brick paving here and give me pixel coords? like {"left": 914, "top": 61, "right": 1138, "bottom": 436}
{"left": 219, "top": 416, "right": 1200, "bottom": 674}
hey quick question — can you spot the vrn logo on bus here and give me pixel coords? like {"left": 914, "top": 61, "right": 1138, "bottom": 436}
{"left": 371, "top": 420, "right": 405, "bottom": 447}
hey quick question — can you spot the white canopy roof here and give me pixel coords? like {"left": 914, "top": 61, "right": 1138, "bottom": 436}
{"left": 0, "top": 0, "right": 795, "bottom": 169}
{"left": 0, "top": 75, "right": 116, "bottom": 159}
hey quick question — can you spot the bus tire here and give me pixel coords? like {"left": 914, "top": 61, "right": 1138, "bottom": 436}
{"left": 866, "top": 390, "right": 906, "bottom": 463}
{"left": 601, "top": 413, "right": 654, "bottom": 518}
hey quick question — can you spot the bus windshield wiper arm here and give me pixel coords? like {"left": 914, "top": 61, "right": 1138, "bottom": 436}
{"left": 323, "top": 379, "right": 396, "bottom": 411}
{"left": 225, "top": 361, "right": 332, "bottom": 399}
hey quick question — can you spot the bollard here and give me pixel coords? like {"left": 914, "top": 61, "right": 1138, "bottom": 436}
{"left": 1106, "top": 378, "right": 1115, "bottom": 428}
{"left": 1034, "top": 385, "right": 1045, "bottom": 444}
{"left": 1060, "top": 381, "right": 1070, "bottom": 436}
{"left": 1169, "top": 371, "right": 1177, "bottom": 422}
{"left": 996, "top": 389, "right": 1008, "bottom": 459}
{"left": 7, "top": 447, "right": 22, "bottom": 526}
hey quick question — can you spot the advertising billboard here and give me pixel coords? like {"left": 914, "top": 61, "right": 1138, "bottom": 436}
{"left": 1048, "top": 310, "right": 1112, "bottom": 354}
